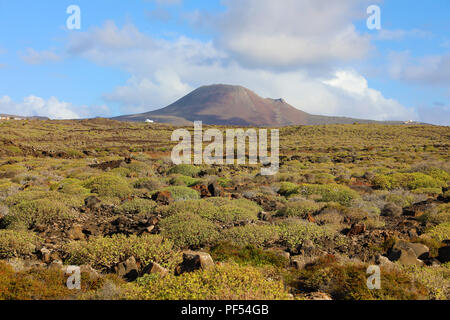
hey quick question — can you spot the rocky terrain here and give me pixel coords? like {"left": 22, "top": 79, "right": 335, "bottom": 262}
{"left": 0, "top": 119, "right": 448, "bottom": 300}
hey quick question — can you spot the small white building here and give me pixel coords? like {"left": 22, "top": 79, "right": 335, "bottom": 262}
{"left": 145, "top": 119, "right": 154, "bottom": 123}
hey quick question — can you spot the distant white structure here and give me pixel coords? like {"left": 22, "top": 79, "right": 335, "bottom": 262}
{"left": 145, "top": 119, "right": 154, "bottom": 123}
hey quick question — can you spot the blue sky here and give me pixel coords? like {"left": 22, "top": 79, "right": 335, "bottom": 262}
{"left": 0, "top": 0, "right": 449, "bottom": 124}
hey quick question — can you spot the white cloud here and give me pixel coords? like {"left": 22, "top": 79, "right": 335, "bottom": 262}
{"left": 389, "top": 51, "right": 450, "bottom": 86}
{"left": 208, "top": 0, "right": 373, "bottom": 69}
{"left": 0, "top": 95, "right": 109, "bottom": 120}
{"left": 21, "top": 48, "right": 61, "bottom": 65}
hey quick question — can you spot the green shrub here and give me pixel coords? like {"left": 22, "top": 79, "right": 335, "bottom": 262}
{"left": 373, "top": 173, "right": 446, "bottom": 191}
{"left": 133, "top": 177, "right": 163, "bottom": 190}
{"left": 277, "top": 219, "right": 343, "bottom": 250}
{"left": 160, "top": 198, "right": 260, "bottom": 224}
{"left": 168, "top": 164, "right": 201, "bottom": 177}
{"left": 277, "top": 200, "right": 321, "bottom": 218}
{"left": 116, "top": 198, "right": 157, "bottom": 216}
{"left": 6, "top": 198, "right": 75, "bottom": 229}
{"left": 418, "top": 204, "right": 450, "bottom": 225}
{"left": 65, "top": 234, "right": 179, "bottom": 271}
{"left": 130, "top": 263, "right": 291, "bottom": 300}
{"left": 0, "top": 230, "right": 41, "bottom": 259}
{"left": 210, "top": 242, "right": 289, "bottom": 268}
{"left": 278, "top": 182, "right": 300, "bottom": 197}
{"left": 425, "top": 222, "right": 450, "bottom": 242}
{"left": 221, "top": 225, "right": 280, "bottom": 247}
{"left": 291, "top": 258, "right": 428, "bottom": 300}
{"left": 169, "top": 175, "right": 201, "bottom": 187}
{"left": 159, "top": 213, "right": 219, "bottom": 249}
{"left": 162, "top": 186, "right": 200, "bottom": 201}
{"left": 56, "top": 178, "right": 91, "bottom": 196}
{"left": 299, "top": 184, "right": 360, "bottom": 206}
{"left": 0, "top": 164, "right": 27, "bottom": 178}
{"left": 411, "top": 188, "right": 443, "bottom": 196}
{"left": 83, "top": 174, "right": 132, "bottom": 198}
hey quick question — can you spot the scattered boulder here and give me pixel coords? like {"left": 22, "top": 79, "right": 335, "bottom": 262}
{"left": 382, "top": 203, "right": 402, "bottom": 217}
{"left": 175, "top": 251, "right": 215, "bottom": 275}
{"left": 67, "top": 224, "right": 85, "bottom": 240}
{"left": 438, "top": 246, "right": 450, "bottom": 263}
{"left": 347, "top": 223, "right": 366, "bottom": 237}
{"left": 85, "top": 196, "right": 101, "bottom": 210}
{"left": 258, "top": 211, "right": 271, "bottom": 221}
{"left": 114, "top": 256, "right": 139, "bottom": 281}
{"left": 388, "top": 240, "right": 428, "bottom": 266}
{"left": 79, "top": 265, "right": 101, "bottom": 280}
{"left": 303, "top": 292, "right": 333, "bottom": 300}
{"left": 38, "top": 247, "right": 52, "bottom": 264}
{"left": 142, "top": 262, "right": 169, "bottom": 277}
{"left": 208, "top": 183, "right": 225, "bottom": 197}
{"left": 290, "top": 255, "right": 318, "bottom": 270}
{"left": 152, "top": 190, "right": 174, "bottom": 205}
{"left": 6, "top": 258, "right": 46, "bottom": 272}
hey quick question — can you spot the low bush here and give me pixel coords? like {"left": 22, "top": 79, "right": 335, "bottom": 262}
{"left": 83, "top": 174, "right": 132, "bottom": 198}
{"left": 159, "top": 213, "right": 220, "bottom": 249}
{"left": 425, "top": 222, "right": 450, "bottom": 242}
{"left": 162, "top": 186, "right": 200, "bottom": 201}
{"left": 160, "top": 198, "right": 260, "bottom": 224}
{"left": 65, "top": 234, "right": 179, "bottom": 271}
{"left": 418, "top": 204, "right": 450, "bottom": 225}
{"left": 5, "top": 198, "right": 75, "bottom": 229}
{"left": 0, "top": 164, "right": 27, "bottom": 178}
{"left": 221, "top": 225, "right": 280, "bottom": 247}
{"left": 210, "top": 242, "right": 289, "bottom": 268}
{"left": 290, "top": 257, "right": 428, "bottom": 300}
{"left": 169, "top": 175, "right": 201, "bottom": 187}
{"left": 56, "top": 178, "right": 91, "bottom": 196}
{"left": 0, "top": 230, "right": 41, "bottom": 259}
{"left": 168, "top": 164, "right": 201, "bottom": 177}
{"left": 276, "top": 200, "right": 321, "bottom": 218}
{"left": 299, "top": 184, "right": 360, "bottom": 206}
{"left": 277, "top": 219, "right": 343, "bottom": 250}
{"left": 372, "top": 173, "right": 446, "bottom": 191}
{"left": 129, "top": 263, "right": 291, "bottom": 300}
{"left": 115, "top": 198, "right": 157, "bottom": 216}
{"left": 278, "top": 182, "right": 300, "bottom": 197}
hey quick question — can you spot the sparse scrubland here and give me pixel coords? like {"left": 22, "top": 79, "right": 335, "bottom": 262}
{"left": 0, "top": 119, "right": 448, "bottom": 300}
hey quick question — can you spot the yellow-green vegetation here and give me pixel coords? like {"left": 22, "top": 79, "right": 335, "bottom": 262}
{"left": 425, "top": 222, "right": 450, "bottom": 242}
{"left": 210, "top": 242, "right": 289, "bottom": 268}
{"left": 276, "top": 200, "right": 322, "bottom": 218}
{"left": 160, "top": 198, "right": 260, "bottom": 224}
{"left": 128, "top": 263, "right": 291, "bottom": 300}
{"left": 0, "top": 120, "right": 449, "bottom": 301}
{"left": 65, "top": 234, "right": 180, "bottom": 271}
{"left": 290, "top": 256, "right": 428, "bottom": 300}
{"left": 83, "top": 174, "right": 132, "bottom": 198}
{"left": 159, "top": 213, "right": 220, "bottom": 248}
{"left": 221, "top": 225, "right": 280, "bottom": 247}
{"left": 115, "top": 198, "right": 157, "bottom": 216}
{"left": 5, "top": 198, "right": 75, "bottom": 230}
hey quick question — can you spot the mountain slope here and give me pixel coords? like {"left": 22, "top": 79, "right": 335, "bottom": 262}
{"left": 113, "top": 84, "right": 408, "bottom": 126}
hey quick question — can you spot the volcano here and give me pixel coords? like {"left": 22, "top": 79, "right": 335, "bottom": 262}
{"left": 113, "top": 84, "right": 406, "bottom": 126}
